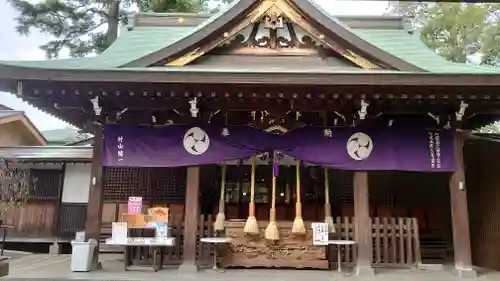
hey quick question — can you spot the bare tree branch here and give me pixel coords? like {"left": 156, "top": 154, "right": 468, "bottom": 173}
{"left": 0, "top": 159, "right": 32, "bottom": 218}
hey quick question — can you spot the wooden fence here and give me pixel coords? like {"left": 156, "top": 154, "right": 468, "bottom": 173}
{"left": 330, "top": 217, "right": 421, "bottom": 268}
{"left": 102, "top": 215, "right": 420, "bottom": 268}
{"left": 372, "top": 217, "right": 421, "bottom": 267}
{"left": 160, "top": 214, "right": 215, "bottom": 266}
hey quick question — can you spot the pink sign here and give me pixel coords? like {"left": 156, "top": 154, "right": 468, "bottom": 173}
{"left": 128, "top": 196, "right": 143, "bottom": 214}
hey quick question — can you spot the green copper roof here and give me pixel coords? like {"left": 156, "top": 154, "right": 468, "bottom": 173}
{"left": 1, "top": 3, "right": 499, "bottom": 74}
{"left": 352, "top": 29, "right": 500, "bottom": 74}
{"left": 1, "top": 26, "right": 193, "bottom": 69}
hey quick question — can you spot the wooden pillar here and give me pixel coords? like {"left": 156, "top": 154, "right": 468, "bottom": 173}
{"left": 449, "top": 132, "right": 477, "bottom": 277}
{"left": 53, "top": 163, "right": 66, "bottom": 236}
{"left": 179, "top": 166, "right": 200, "bottom": 273}
{"left": 49, "top": 163, "right": 66, "bottom": 254}
{"left": 84, "top": 125, "right": 104, "bottom": 270}
{"left": 353, "top": 172, "right": 374, "bottom": 276}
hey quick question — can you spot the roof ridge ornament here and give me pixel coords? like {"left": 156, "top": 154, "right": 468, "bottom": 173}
{"left": 263, "top": 5, "right": 285, "bottom": 30}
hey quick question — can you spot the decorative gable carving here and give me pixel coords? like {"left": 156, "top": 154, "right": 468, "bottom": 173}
{"left": 213, "top": 17, "right": 351, "bottom": 63}
{"left": 164, "top": 0, "right": 382, "bottom": 69}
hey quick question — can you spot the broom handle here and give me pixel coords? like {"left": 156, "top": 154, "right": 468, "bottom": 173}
{"left": 324, "top": 167, "right": 329, "bottom": 204}
{"left": 218, "top": 164, "right": 226, "bottom": 211}
{"left": 270, "top": 175, "right": 276, "bottom": 222}
{"left": 324, "top": 167, "right": 332, "bottom": 216}
{"left": 249, "top": 156, "right": 256, "bottom": 217}
{"left": 296, "top": 160, "right": 302, "bottom": 217}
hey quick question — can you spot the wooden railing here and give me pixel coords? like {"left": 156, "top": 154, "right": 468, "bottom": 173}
{"left": 372, "top": 217, "right": 421, "bottom": 267}
{"left": 100, "top": 215, "right": 420, "bottom": 268}
{"left": 330, "top": 217, "right": 421, "bottom": 268}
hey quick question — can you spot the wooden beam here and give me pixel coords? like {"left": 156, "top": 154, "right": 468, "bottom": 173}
{"left": 449, "top": 132, "right": 477, "bottom": 277}
{"left": 178, "top": 166, "right": 200, "bottom": 273}
{"left": 353, "top": 172, "right": 374, "bottom": 276}
{"left": 27, "top": 90, "right": 500, "bottom": 114}
{"left": 84, "top": 124, "right": 104, "bottom": 270}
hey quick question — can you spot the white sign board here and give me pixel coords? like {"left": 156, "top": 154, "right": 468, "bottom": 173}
{"left": 105, "top": 237, "right": 175, "bottom": 246}
{"left": 155, "top": 222, "right": 169, "bottom": 238}
{"left": 127, "top": 196, "right": 143, "bottom": 214}
{"left": 112, "top": 222, "right": 128, "bottom": 243}
{"left": 312, "top": 222, "right": 328, "bottom": 246}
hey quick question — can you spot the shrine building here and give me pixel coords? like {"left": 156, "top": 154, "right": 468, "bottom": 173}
{"left": 0, "top": 0, "right": 500, "bottom": 276}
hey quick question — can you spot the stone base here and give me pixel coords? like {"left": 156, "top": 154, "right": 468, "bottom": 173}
{"left": 49, "top": 242, "right": 60, "bottom": 255}
{"left": 455, "top": 268, "right": 477, "bottom": 278}
{"left": 355, "top": 265, "right": 375, "bottom": 277}
{"left": 178, "top": 261, "right": 198, "bottom": 273}
{"left": 418, "top": 263, "right": 444, "bottom": 271}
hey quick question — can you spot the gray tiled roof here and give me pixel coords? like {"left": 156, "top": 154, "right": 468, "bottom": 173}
{"left": 42, "top": 127, "right": 89, "bottom": 144}
{"left": 0, "top": 110, "right": 23, "bottom": 118}
{"left": 0, "top": 146, "right": 92, "bottom": 162}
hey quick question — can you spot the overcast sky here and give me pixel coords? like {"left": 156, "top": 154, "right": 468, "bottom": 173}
{"left": 0, "top": 0, "right": 388, "bottom": 131}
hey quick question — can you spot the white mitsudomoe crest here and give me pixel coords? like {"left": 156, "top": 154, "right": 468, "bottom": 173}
{"left": 183, "top": 127, "right": 210, "bottom": 155}
{"left": 346, "top": 132, "right": 373, "bottom": 161}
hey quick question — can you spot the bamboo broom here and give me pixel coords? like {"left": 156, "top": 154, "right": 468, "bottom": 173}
{"left": 265, "top": 152, "right": 279, "bottom": 241}
{"left": 244, "top": 156, "right": 260, "bottom": 235}
{"left": 291, "top": 160, "right": 306, "bottom": 234}
{"left": 213, "top": 163, "right": 227, "bottom": 232}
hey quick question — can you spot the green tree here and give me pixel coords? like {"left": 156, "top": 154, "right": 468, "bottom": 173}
{"left": 386, "top": 2, "right": 500, "bottom": 66}
{"left": 137, "top": 0, "right": 203, "bottom": 13}
{"left": 9, "top": 0, "right": 128, "bottom": 58}
{"left": 141, "top": 0, "right": 234, "bottom": 13}
{"left": 8, "top": 0, "right": 229, "bottom": 59}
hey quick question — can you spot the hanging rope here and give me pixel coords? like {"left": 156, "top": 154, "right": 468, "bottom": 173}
{"left": 292, "top": 159, "right": 306, "bottom": 234}
{"left": 265, "top": 151, "right": 279, "bottom": 241}
{"left": 213, "top": 163, "right": 227, "bottom": 232}
{"left": 244, "top": 156, "right": 260, "bottom": 235}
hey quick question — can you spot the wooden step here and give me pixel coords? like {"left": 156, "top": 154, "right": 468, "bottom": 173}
{"left": 419, "top": 235, "right": 451, "bottom": 264}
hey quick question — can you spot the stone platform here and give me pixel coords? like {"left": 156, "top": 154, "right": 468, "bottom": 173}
{"left": 1, "top": 254, "right": 500, "bottom": 281}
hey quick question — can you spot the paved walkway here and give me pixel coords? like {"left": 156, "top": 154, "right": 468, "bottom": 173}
{"left": 2, "top": 254, "right": 500, "bottom": 281}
